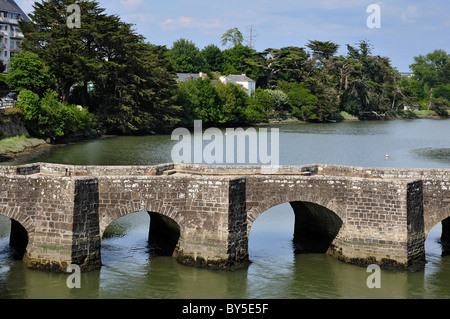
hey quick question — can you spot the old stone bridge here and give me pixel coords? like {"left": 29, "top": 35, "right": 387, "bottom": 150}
{"left": 0, "top": 162, "right": 449, "bottom": 273}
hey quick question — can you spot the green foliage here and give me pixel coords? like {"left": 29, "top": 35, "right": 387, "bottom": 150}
{"left": 266, "top": 90, "right": 290, "bottom": 111}
{"left": 246, "top": 88, "right": 270, "bottom": 123}
{"left": 16, "top": 89, "right": 95, "bottom": 139}
{"left": 216, "top": 81, "right": 249, "bottom": 124}
{"left": 21, "top": 0, "right": 180, "bottom": 135}
{"left": 430, "top": 97, "right": 449, "bottom": 117}
{"left": 6, "top": 51, "right": 55, "bottom": 97}
{"left": 306, "top": 40, "right": 339, "bottom": 60}
{"left": 222, "top": 44, "right": 255, "bottom": 75}
{"left": 201, "top": 44, "right": 224, "bottom": 72}
{"left": 168, "top": 38, "right": 205, "bottom": 73}
{"left": 276, "top": 81, "right": 317, "bottom": 115}
{"left": 221, "top": 28, "right": 244, "bottom": 48}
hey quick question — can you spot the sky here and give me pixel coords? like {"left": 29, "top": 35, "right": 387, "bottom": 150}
{"left": 16, "top": 0, "right": 450, "bottom": 72}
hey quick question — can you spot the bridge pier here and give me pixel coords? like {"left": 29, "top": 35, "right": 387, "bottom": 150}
{"left": 326, "top": 180, "right": 426, "bottom": 270}
{"left": 23, "top": 177, "right": 101, "bottom": 273}
{"left": 172, "top": 177, "right": 250, "bottom": 270}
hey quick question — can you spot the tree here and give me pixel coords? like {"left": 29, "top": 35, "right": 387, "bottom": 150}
{"left": 95, "top": 41, "right": 181, "bottom": 134}
{"left": 16, "top": 89, "right": 95, "bottom": 139}
{"left": 19, "top": 0, "right": 111, "bottom": 102}
{"left": 20, "top": 0, "right": 181, "bottom": 134}
{"left": 246, "top": 88, "right": 271, "bottom": 122}
{"left": 221, "top": 28, "right": 244, "bottom": 48}
{"left": 247, "top": 46, "right": 309, "bottom": 89}
{"left": 168, "top": 38, "right": 205, "bottom": 73}
{"left": 340, "top": 40, "right": 397, "bottom": 114}
{"left": 276, "top": 80, "right": 318, "bottom": 119}
{"left": 216, "top": 81, "right": 249, "bottom": 124}
{"left": 6, "top": 51, "right": 55, "bottom": 97}
{"left": 306, "top": 40, "right": 339, "bottom": 60}
{"left": 201, "top": 44, "right": 224, "bottom": 72}
{"left": 222, "top": 44, "right": 255, "bottom": 75}
{"left": 410, "top": 49, "right": 450, "bottom": 108}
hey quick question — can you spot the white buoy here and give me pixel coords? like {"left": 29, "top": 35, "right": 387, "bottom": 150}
{"left": 385, "top": 154, "right": 389, "bottom": 158}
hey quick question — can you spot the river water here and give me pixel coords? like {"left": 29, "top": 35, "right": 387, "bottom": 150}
{"left": 1, "top": 119, "right": 450, "bottom": 299}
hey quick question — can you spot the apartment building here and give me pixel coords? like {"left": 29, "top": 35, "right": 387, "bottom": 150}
{"left": 0, "top": 0, "right": 29, "bottom": 71}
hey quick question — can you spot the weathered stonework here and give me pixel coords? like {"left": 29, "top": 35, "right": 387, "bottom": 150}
{"left": 0, "top": 162, "right": 448, "bottom": 272}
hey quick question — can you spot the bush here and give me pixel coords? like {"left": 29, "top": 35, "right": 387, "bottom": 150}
{"left": 16, "top": 89, "right": 95, "bottom": 140}
{"left": 430, "top": 97, "right": 449, "bottom": 117}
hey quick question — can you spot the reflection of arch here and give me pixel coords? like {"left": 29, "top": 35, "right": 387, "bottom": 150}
{"left": 100, "top": 201, "right": 182, "bottom": 257}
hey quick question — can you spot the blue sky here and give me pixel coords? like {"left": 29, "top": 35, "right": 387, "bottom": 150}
{"left": 18, "top": 0, "right": 450, "bottom": 72}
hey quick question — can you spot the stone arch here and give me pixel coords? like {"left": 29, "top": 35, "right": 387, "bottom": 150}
{"left": 99, "top": 200, "right": 182, "bottom": 237}
{"left": 424, "top": 206, "right": 450, "bottom": 237}
{"left": 427, "top": 207, "right": 450, "bottom": 256}
{"left": 0, "top": 206, "right": 34, "bottom": 236}
{"left": 247, "top": 192, "right": 345, "bottom": 255}
{"left": 99, "top": 200, "right": 183, "bottom": 257}
{"left": 0, "top": 207, "right": 33, "bottom": 260}
{"left": 247, "top": 192, "right": 346, "bottom": 236}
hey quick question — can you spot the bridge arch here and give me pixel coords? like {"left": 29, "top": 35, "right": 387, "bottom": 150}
{"left": 0, "top": 207, "right": 32, "bottom": 260}
{"left": 99, "top": 200, "right": 182, "bottom": 257}
{"left": 247, "top": 195, "right": 344, "bottom": 255}
{"left": 99, "top": 200, "right": 182, "bottom": 237}
{"left": 424, "top": 206, "right": 450, "bottom": 237}
{"left": 247, "top": 191, "right": 346, "bottom": 236}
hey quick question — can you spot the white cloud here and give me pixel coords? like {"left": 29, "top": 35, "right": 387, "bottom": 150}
{"left": 160, "top": 16, "right": 221, "bottom": 31}
{"left": 401, "top": 5, "right": 419, "bottom": 23}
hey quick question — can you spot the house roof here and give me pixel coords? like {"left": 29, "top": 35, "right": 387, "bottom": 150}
{"left": 176, "top": 73, "right": 200, "bottom": 82}
{"left": 0, "top": 0, "right": 29, "bottom": 21}
{"left": 226, "top": 74, "right": 255, "bottom": 82}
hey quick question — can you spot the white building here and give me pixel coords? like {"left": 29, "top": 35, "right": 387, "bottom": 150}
{"left": 219, "top": 74, "right": 256, "bottom": 96}
{"left": 176, "top": 72, "right": 256, "bottom": 96}
{"left": 0, "top": 0, "right": 29, "bottom": 71}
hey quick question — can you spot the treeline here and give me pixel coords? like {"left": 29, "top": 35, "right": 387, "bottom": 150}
{"left": 170, "top": 36, "right": 450, "bottom": 124}
{"left": 2, "top": 0, "right": 449, "bottom": 140}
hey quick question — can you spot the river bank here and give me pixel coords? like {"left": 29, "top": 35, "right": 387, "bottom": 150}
{"left": 0, "top": 135, "right": 52, "bottom": 163}
{"left": 0, "top": 110, "right": 447, "bottom": 164}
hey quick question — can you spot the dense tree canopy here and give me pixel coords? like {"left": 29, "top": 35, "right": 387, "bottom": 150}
{"left": 19, "top": 0, "right": 180, "bottom": 135}
{"left": 12, "top": 10, "right": 448, "bottom": 138}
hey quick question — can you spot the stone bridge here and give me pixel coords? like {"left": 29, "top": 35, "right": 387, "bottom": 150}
{"left": 0, "top": 162, "right": 449, "bottom": 273}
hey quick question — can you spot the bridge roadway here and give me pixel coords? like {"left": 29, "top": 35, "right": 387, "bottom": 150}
{"left": 0, "top": 162, "right": 449, "bottom": 272}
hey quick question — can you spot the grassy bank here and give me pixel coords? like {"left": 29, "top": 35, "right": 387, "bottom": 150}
{"left": 0, "top": 135, "right": 47, "bottom": 156}
{"left": 386, "top": 109, "right": 449, "bottom": 119}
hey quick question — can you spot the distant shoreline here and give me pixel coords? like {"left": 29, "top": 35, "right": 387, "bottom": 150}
{"left": 1, "top": 113, "right": 448, "bottom": 164}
